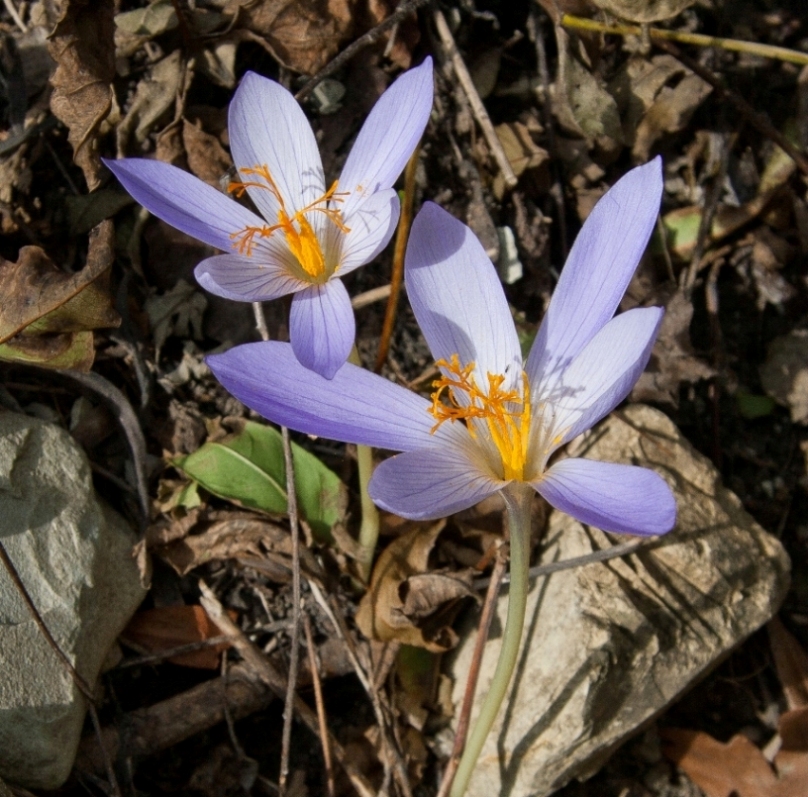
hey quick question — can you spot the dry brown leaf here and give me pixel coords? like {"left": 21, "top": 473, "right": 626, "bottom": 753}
{"left": 493, "top": 121, "right": 549, "bottom": 199}
{"left": 356, "top": 520, "right": 475, "bottom": 652}
{"left": 589, "top": 0, "right": 695, "bottom": 23}
{"left": 233, "top": 0, "right": 357, "bottom": 75}
{"left": 769, "top": 619, "right": 808, "bottom": 711}
{"left": 775, "top": 707, "right": 808, "bottom": 785}
{"left": 48, "top": 0, "right": 115, "bottom": 191}
{"left": 122, "top": 605, "right": 235, "bottom": 669}
{"left": 631, "top": 289, "right": 714, "bottom": 406}
{"left": 661, "top": 728, "right": 778, "bottom": 797}
{"left": 182, "top": 118, "right": 233, "bottom": 186}
{"left": 759, "top": 330, "right": 808, "bottom": 425}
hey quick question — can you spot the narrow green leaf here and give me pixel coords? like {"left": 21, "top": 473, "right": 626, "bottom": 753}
{"left": 176, "top": 420, "right": 346, "bottom": 540}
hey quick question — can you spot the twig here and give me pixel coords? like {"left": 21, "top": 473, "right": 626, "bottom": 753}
{"left": 654, "top": 39, "right": 808, "bottom": 178}
{"left": 351, "top": 284, "right": 392, "bottom": 309}
{"left": 279, "top": 424, "right": 302, "bottom": 796}
{"left": 375, "top": 144, "right": 420, "bottom": 373}
{"left": 0, "top": 541, "right": 121, "bottom": 797}
{"left": 303, "top": 613, "right": 335, "bottom": 797}
{"left": 198, "top": 581, "right": 376, "bottom": 797}
{"left": 475, "top": 537, "right": 651, "bottom": 590}
{"left": 436, "top": 542, "right": 508, "bottom": 797}
{"left": 561, "top": 13, "right": 808, "bottom": 67}
{"left": 2, "top": 0, "right": 26, "bottom": 32}
{"left": 433, "top": 8, "right": 518, "bottom": 191}
{"left": 117, "top": 634, "right": 235, "bottom": 669}
{"left": 295, "top": 0, "right": 433, "bottom": 102}
{"left": 250, "top": 300, "right": 303, "bottom": 796}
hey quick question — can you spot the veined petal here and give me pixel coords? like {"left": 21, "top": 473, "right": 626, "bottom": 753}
{"left": 229, "top": 71, "right": 325, "bottom": 220}
{"left": 195, "top": 254, "right": 304, "bottom": 302}
{"left": 538, "top": 307, "right": 663, "bottom": 453}
{"left": 335, "top": 189, "right": 399, "bottom": 275}
{"left": 338, "top": 57, "right": 433, "bottom": 218}
{"left": 406, "top": 202, "right": 521, "bottom": 389}
{"left": 527, "top": 158, "right": 663, "bottom": 388}
{"left": 206, "top": 341, "right": 450, "bottom": 451}
{"left": 289, "top": 279, "right": 355, "bottom": 379}
{"left": 105, "top": 158, "right": 263, "bottom": 253}
{"left": 533, "top": 458, "right": 676, "bottom": 536}
{"left": 369, "top": 444, "right": 502, "bottom": 520}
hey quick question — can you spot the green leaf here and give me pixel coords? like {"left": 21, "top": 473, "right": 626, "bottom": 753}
{"left": 175, "top": 420, "right": 346, "bottom": 541}
{"left": 736, "top": 390, "right": 776, "bottom": 420}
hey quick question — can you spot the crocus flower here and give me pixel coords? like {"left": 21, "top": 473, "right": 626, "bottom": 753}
{"left": 206, "top": 159, "right": 676, "bottom": 534}
{"left": 105, "top": 58, "right": 434, "bottom": 379}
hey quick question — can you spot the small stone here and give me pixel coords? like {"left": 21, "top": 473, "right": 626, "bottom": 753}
{"left": 0, "top": 412, "right": 147, "bottom": 789}
{"left": 449, "top": 405, "right": 790, "bottom": 797}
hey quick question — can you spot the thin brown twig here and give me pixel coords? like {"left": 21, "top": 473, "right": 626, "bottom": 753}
{"left": 655, "top": 38, "right": 808, "bottom": 178}
{"left": 433, "top": 8, "right": 518, "bottom": 191}
{"left": 303, "top": 613, "right": 335, "bottom": 797}
{"left": 0, "top": 541, "right": 122, "bottom": 797}
{"left": 279, "top": 424, "right": 302, "bottom": 796}
{"left": 437, "top": 542, "right": 509, "bottom": 797}
{"left": 295, "top": 0, "right": 433, "bottom": 102}
{"left": 374, "top": 144, "right": 421, "bottom": 373}
{"left": 198, "top": 581, "right": 376, "bottom": 797}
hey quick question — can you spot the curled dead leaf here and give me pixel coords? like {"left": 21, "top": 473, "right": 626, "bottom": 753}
{"left": 356, "top": 521, "right": 476, "bottom": 652}
{"left": 48, "top": 0, "right": 115, "bottom": 190}
{"left": 589, "top": 0, "right": 695, "bottom": 23}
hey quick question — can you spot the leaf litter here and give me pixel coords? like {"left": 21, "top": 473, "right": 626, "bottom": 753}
{"left": 2, "top": 0, "right": 808, "bottom": 795}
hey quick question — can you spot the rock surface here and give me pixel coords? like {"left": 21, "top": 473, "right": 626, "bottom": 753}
{"left": 0, "top": 411, "right": 147, "bottom": 789}
{"left": 449, "top": 405, "right": 790, "bottom": 797}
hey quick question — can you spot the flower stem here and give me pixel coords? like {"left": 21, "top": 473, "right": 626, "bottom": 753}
{"left": 450, "top": 483, "right": 533, "bottom": 797}
{"left": 349, "top": 346, "right": 380, "bottom": 582}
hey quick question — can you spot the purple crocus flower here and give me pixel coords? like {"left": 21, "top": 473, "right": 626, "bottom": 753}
{"left": 206, "top": 159, "right": 676, "bottom": 534}
{"left": 105, "top": 58, "right": 434, "bottom": 379}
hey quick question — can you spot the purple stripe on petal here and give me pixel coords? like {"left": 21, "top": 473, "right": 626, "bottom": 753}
{"left": 541, "top": 307, "right": 664, "bottom": 450}
{"left": 229, "top": 71, "right": 325, "bottom": 220}
{"left": 369, "top": 443, "right": 502, "bottom": 520}
{"left": 527, "top": 158, "right": 663, "bottom": 388}
{"left": 336, "top": 189, "right": 399, "bottom": 275}
{"left": 289, "top": 279, "right": 355, "bottom": 379}
{"left": 339, "top": 57, "right": 433, "bottom": 218}
{"left": 533, "top": 458, "right": 676, "bottom": 536}
{"left": 104, "top": 158, "right": 262, "bottom": 253}
{"left": 194, "top": 254, "right": 304, "bottom": 302}
{"left": 406, "top": 202, "right": 521, "bottom": 390}
{"left": 206, "top": 341, "right": 446, "bottom": 451}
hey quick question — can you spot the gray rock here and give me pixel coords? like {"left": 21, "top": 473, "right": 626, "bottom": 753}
{"left": 0, "top": 412, "right": 147, "bottom": 789}
{"left": 449, "top": 405, "right": 790, "bottom": 797}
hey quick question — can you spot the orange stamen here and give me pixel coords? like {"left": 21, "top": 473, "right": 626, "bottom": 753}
{"left": 228, "top": 165, "right": 351, "bottom": 279}
{"left": 429, "top": 354, "right": 531, "bottom": 481}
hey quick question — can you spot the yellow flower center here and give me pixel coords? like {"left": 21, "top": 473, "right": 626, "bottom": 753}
{"left": 429, "top": 354, "right": 532, "bottom": 481}
{"left": 228, "top": 165, "right": 350, "bottom": 281}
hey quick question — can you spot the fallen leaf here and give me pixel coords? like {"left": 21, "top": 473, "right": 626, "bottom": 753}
{"left": 356, "top": 521, "right": 475, "bottom": 652}
{"left": 144, "top": 279, "right": 208, "bottom": 362}
{"left": 48, "top": 0, "right": 115, "bottom": 190}
{"left": 759, "top": 330, "right": 808, "bottom": 424}
{"left": 122, "top": 605, "right": 234, "bottom": 669}
{"left": 631, "top": 289, "right": 714, "bottom": 406}
{"left": 770, "top": 618, "right": 808, "bottom": 710}
{"left": 589, "top": 0, "right": 695, "bottom": 23}
{"left": 661, "top": 728, "right": 778, "bottom": 797}
{"left": 233, "top": 0, "right": 356, "bottom": 75}
{"left": 493, "top": 121, "right": 549, "bottom": 199}
{"left": 182, "top": 118, "right": 233, "bottom": 186}
{"left": 114, "top": 0, "right": 177, "bottom": 38}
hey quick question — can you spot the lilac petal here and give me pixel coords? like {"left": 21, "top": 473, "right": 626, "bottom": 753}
{"left": 406, "top": 202, "right": 521, "bottom": 389}
{"left": 527, "top": 158, "right": 663, "bottom": 388}
{"left": 335, "top": 189, "right": 399, "bottom": 275}
{"left": 541, "top": 307, "right": 663, "bottom": 450}
{"left": 338, "top": 57, "right": 433, "bottom": 218}
{"left": 105, "top": 158, "right": 263, "bottom": 253}
{"left": 533, "top": 458, "right": 676, "bottom": 536}
{"left": 206, "top": 341, "right": 451, "bottom": 451}
{"left": 194, "top": 254, "right": 304, "bottom": 302}
{"left": 369, "top": 444, "right": 502, "bottom": 520}
{"left": 228, "top": 71, "right": 325, "bottom": 223}
{"left": 289, "top": 279, "right": 355, "bottom": 379}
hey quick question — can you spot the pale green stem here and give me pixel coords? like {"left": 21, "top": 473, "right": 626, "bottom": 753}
{"left": 450, "top": 482, "right": 533, "bottom": 797}
{"left": 348, "top": 346, "right": 380, "bottom": 582}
